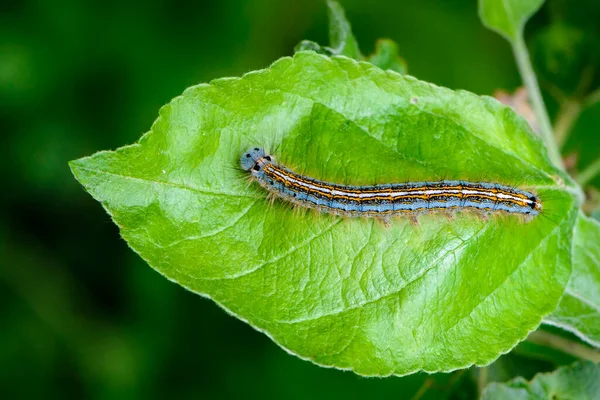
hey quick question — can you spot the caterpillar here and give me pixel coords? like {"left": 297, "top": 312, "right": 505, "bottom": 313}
{"left": 240, "top": 148, "right": 542, "bottom": 219}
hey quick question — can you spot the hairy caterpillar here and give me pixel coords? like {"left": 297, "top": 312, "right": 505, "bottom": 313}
{"left": 241, "top": 148, "right": 542, "bottom": 219}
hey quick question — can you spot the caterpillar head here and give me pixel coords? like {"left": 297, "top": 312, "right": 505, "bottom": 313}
{"left": 240, "top": 148, "right": 273, "bottom": 173}
{"left": 529, "top": 195, "right": 542, "bottom": 214}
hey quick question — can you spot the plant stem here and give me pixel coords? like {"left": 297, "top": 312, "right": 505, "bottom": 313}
{"left": 411, "top": 378, "right": 433, "bottom": 400}
{"left": 578, "top": 157, "right": 600, "bottom": 187}
{"left": 477, "top": 367, "right": 489, "bottom": 397}
{"left": 410, "top": 370, "right": 466, "bottom": 400}
{"left": 528, "top": 330, "right": 600, "bottom": 363}
{"left": 553, "top": 81, "right": 600, "bottom": 150}
{"left": 554, "top": 99, "right": 582, "bottom": 149}
{"left": 582, "top": 86, "right": 600, "bottom": 109}
{"left": 512, "top": 37, "right": 563, "bottom": 169}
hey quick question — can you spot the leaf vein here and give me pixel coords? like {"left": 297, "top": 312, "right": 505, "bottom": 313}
{"left": 441, "top": 217, "right": 566, "bottom": 337}
{"left": 74, "top": 165, "right": 257, "bottom": 199}
{"left": 163, "top": 199, "right": 260, "bottom": 247}
{"left": 564, "top": 289, "right": 600, "bottom": 314}
{"left": 274, "top": 228, "right": 482, "bottom": 325}
{"left": 204, "top": 219, "right": 343, "bottom": 281}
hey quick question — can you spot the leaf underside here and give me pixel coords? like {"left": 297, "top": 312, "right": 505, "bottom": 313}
{"left": 482, "top": 361, "right": 600, "bottom": 399}
{"left": 545, "top": 212, "right": 600, "bottom": 347}
{"left": 70, "top": 52, "right": 578, "bottom": 376}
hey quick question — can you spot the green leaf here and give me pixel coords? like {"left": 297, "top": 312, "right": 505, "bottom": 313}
{"left": 544, "top": 212, "right": 600, "bottom": 348}
{"left": 478, "top": 0, "right": 545, "bottom": 42}
{"left": 294, "top": 40, "right": 336, "bottom": 57}
{"left": 482, "top": 361, "right": 600, "bottom": 399}
{"left": 486, "top": 339, "right": 578, "bottom": 384}
{"left": 70, "top": 52, "right": 578, "bottom": 376}
{"left": 479, "top": 0, "right": 563, "bottom": 169}
{"left": 367, "top": 39, "right": 407, "bottom": 75}
{"left": 326, "top": 0, "right": 361, "bottom": 59}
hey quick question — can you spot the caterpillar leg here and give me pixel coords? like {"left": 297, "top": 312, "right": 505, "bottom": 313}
{"left": 376, "top": 216, "right": 392, "bottom": 228}
{"left": 479, "top": 212, "right": 491, "bottom": 221}
{"left": 444, "top": 213, "right": 456, "bottom": 222}
{"left": 409, "top": 215, "right": 420, "bottom": 226}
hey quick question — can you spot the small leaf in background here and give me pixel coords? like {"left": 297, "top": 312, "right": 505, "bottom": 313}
{"left": 293, "top": 40, "right": 336, "bottom": 56}
{"left": 70, "top": 52, "right": 579, "bottom": 376}
{"left": 482, "top": 361, "right": 600, "bottom": 399}
{"left": 479, "top": 0, "right": 563, "bottom": 169}
{"left": 593, "top": 205, "right": 600, "bottom": 222}
{"left": 483, "top": 337, "right": 579, "bottom": 386}
{"left": 478, "top": 0, "right": 544, "bottom": 42}
{"left": 367, "top": 39, "right": 407, "bottom": 75}
{"left": 326, "top": 0, "right": 362, "bottom": 59}
{"left": 544, "top": 212, "right": 600, "bottom": 348}
{"left": 296, "top": 1, "right": 410, "bottom": 76}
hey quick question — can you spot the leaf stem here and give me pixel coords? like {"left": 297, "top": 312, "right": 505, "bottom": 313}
{"left": 512, "top": 37, "right": 563, "bottom": 169}
{"left": 554, "top": 99, "right": 582, "bottom": 149}
{"left": 410, "top": 370, "right": 466, "bottom": 400}
{"left": 477, "top": 367, "right": 489, "bottom": 397}
{"left": 553, "top": 75, "right": 598, "bottom": 149}
{"left": 583, "top": 86, "right": 600, "bottom": 109}
{"left": 528, "top": 330, "right": 600, "bottom": 363}
{"left": 410, "top": 378, "right": 433, "bottom": 400}
{"left": 578, "top": 157, "right": 600, "bottom": 187}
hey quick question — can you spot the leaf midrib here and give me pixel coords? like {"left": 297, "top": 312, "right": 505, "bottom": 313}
{"left": 72, "top": 164, "right": 258, "bottom": 200}
{"left": 273, "top": 55, "right": 556, "bottom": 183}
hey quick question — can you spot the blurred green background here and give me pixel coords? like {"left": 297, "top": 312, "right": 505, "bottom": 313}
{"left": 2, "top": 0, "right": 599, "bottom": 398}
